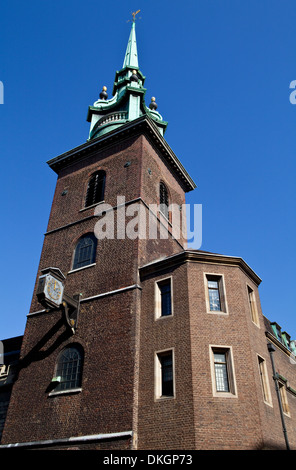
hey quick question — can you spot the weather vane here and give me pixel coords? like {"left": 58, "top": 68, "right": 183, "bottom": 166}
{"left": 132, "top": 10, "right": 141, "bottom": 21}
{"left": 127, "top": 10, "right": 141, "bottom": 23}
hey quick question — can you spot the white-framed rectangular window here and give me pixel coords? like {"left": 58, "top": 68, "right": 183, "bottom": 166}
{"left": 257, "top": 354, "right": 272, "bottom": 406}
{"left": 155, "top": 277, "right": 173, "bottom": 319}
{"left": 209, "top": 345, "right": 237, "bottom": 398}
{"left": 204, "top": 273, "right": 228, "bottom": 314}
{"left": 155, "top": 349, "right": 175, "bottom": 399}
{"left": 247, "top": 285, "right": 259, "bottom": 327}
{"left": 279, "top": 381, "right": 290, "bottom": 416}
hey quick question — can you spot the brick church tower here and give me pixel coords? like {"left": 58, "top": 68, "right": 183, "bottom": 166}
{"left": 2, "top": 17, "right": 296, "bottom": 450}
{"left": 1, "top": 17, "right": 195, "bottom": 450}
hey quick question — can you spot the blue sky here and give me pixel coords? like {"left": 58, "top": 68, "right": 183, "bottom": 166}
{"left": 0, "top": 0, "right": 295, "bottom": 340}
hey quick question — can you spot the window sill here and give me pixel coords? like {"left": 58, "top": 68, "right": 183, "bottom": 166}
{"left": 212, "top": 392, "right": 237, "bottom": 399}
{"left": 68, "top": 263, "right": 96, "bottom": 274}
{"left": 48, "top": 387, "right": 82, "bottom": 397}
{"left": 79, "top": 200, "right": 105, "bottom": 213}
{"left": 206, "top": 310, "right": 228, "bottom": 315}
{"left": 155, "top": 395, "right": 175, "bottom": 402}
{"left": 155, "top": 314, "right": 173, "bottom": 321}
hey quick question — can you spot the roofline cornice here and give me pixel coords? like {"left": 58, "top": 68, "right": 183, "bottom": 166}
{"left": 139, "top": 249, "right": 262, "bottom": 285}
{"left": 46, "top": 115, "right": 196, "bottom": 192}
{"left": 265, "top": 331, "right": 292, "bottom": 357}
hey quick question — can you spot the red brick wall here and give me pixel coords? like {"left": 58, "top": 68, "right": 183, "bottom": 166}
{"left": 2, "top": 291, "right": 137, "bottom": 446}
{"left": 138, "top": 262, "right": 196, "bottom": 449}
{"left": 137, "top": 258, "right": 296, "bottom": 450}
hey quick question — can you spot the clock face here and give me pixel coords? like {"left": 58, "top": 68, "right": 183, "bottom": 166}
{"left": 46, "top": 275, "right": 63, "bottom": 305}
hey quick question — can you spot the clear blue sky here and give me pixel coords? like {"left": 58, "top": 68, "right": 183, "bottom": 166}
{"left": 0, "top": 0, "right": 295, "bottom": 340}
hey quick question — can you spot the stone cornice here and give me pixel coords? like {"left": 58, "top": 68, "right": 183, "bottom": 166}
{"left": 46, "top": 115, "right": 196, "bottom": 192}
{"left": 265, "top": 331, "right": 292, "bottom": 357}
{"left": 139, "top": 249, "right": 262, "bottom": 285}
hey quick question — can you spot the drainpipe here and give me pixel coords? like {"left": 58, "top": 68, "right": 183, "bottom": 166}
{"left": 267, "top": 342, "right": 290, "bottom": 450}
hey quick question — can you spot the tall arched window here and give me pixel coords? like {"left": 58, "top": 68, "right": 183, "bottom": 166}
{"left": 73, "top": 233, "right": 97, "bottom": 270}
{"left": 85, "top": 171, "right": 106, "bottom": 208}
{"left": 54, "top": 345, "right": 83, "bottom": 391}
{"left": 160, "top": 182, "right": 169, "bottom": 219}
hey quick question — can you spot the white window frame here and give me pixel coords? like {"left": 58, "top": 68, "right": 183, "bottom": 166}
{"left": 257, "top": 354, "right": 273, "bottom": 407}
{"left": 278, "top": 380, "right": 290, "bottom": 417}
{"left": 209, "top": 345, "right": 237, "bottom": 398}
{"left": 154, "top": 348, "right": 175, "bottom": 400}
{"left": 155, "top": 276, "right": 173, "bottom": 320}
{"left": 247, "top": 284, "right": 260, "bottom": 327}
{"left": 204, "top": 273, "right": 228, "bottom": 315}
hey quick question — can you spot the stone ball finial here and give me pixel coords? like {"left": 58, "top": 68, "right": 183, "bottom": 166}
{"left": 99, "top": 86, "right": 108, "bottom": 100}
{"left": 130, "top": 70, "right": 139, "bottom": 83}
{"left": 149, "top": 96, "right": 158, "bottom": 110}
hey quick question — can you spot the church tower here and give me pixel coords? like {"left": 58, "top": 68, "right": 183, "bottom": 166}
{"left": 1, "top": 17, "right": 195, "bottom": 450}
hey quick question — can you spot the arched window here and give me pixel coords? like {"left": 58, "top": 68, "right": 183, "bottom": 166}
{"left": 54, "top": 345, "right": 83, "bottom": 391}
{"left": 85, "top": 171, "right": 106, "bottom": 207}
{"left": 73, "top": 233, "right": 97, "bottom": 270}
{"left": 160, "top": 182, "right": 169, "bottom": 219}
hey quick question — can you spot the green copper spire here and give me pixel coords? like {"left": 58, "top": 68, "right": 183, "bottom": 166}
{"left": 86, "top": 14, "right": 168, "bottom": 140}
{"left": 122, "top": 18, "right": 138, "bottom": 69}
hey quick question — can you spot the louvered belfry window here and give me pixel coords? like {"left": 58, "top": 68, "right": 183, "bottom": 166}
{"left": 85, "top": 171, "right": 106, "bottom": 207}
{"left": 73, "top": 234, "right": 97, "bottom": 270}
{"left": 160, "top": 182, "right": 169, "bottom": 219}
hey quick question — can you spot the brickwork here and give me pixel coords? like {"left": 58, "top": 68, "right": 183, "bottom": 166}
{"left": 138, "top": 262, "right": 196, "bottom": 449}
{"left": 138, "top": 254, "right": 296, "bottom": 450}
{"left": 186, "top": 262, "right": 263, "bottom": 449}
{"left": 2, "top": 291, "right": 138, "bottom": 444}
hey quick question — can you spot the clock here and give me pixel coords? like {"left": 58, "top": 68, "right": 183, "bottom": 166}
{"left": 37, "top": 267, "right": 65, "bottom": 309}
{"left": 46, "top": 275, "right": 64, "bottom": 304}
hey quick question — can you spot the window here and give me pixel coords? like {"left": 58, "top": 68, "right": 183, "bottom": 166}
{"left": 155, "top": 350, "right": 174, "bottom": 398}
{"left": 159, "top": 182, "right": 169, "bottom": 220}
{"left": 155, "top": 278, "right": 172, "bottom": 318}
{"left": 210, "top": 346, "right": 237, "bottom": 397}
{"left": 213, "top": 352, "right": 229, "bottom": 392}
{"left": 85, "top": 171, "right": 106, "bottom": 208}
{"left": 257, "top": 355, "right": 272, "bottom": 406}
{"left": 279, "top": 381, "right": 290, "bottom": 416}
{"left": 247, "top": 285, "right": 259, "bottom": 326}
{"left": 205, "top": 274, "right": 227, "bottom": 313}
{"left": 54, "top": 345, "right": 83, "bottom": 392}
{"left": 72, "top": 233, "right": 97, "bottom": 270}
{"left": 208, "top": 278, "right": 221, "bottom": 311}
